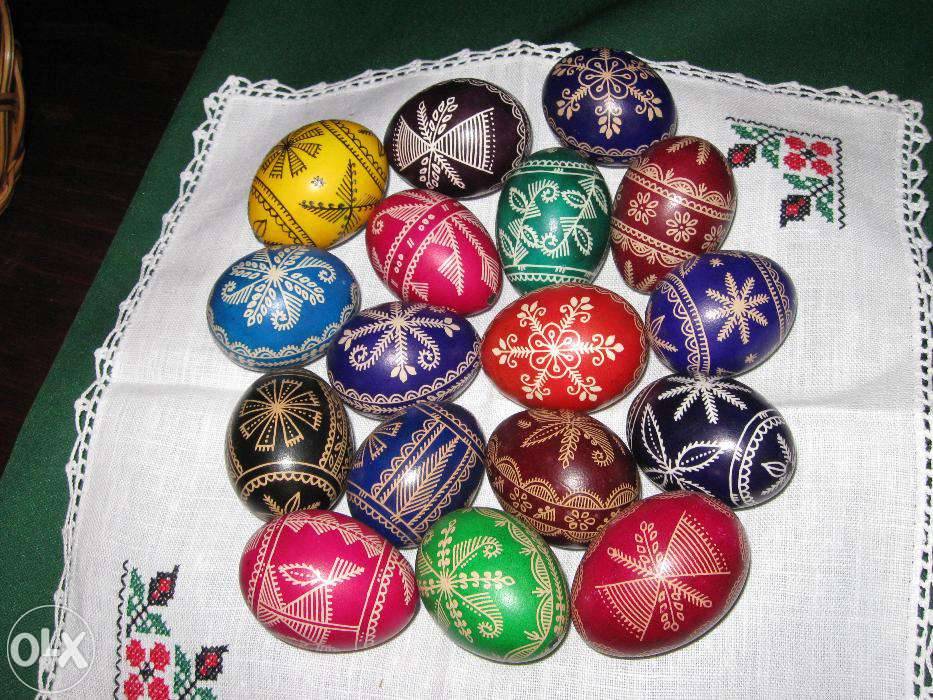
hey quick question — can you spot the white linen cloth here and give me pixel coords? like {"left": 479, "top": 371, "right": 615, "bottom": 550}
{"left": 42, "top": 40, "right": 932, "bottom": 699}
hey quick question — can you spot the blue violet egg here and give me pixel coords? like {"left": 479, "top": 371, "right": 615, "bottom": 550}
{"left": 645, "top": 250, "right": 796, "bottom": 377}
{"left": 347, "top": 401, "right": 486, "bottom": 547}
{"left": 207, "top": 246, "right": 360, "bottom": 371}
{"left": 542, "top": 47, "right": 677, "bottom": 165}
{"left": 627, "top": 373, "right": 796, "bottom": 508}
{"left": 326, "top": 301, "right": 481, "bottom": 417}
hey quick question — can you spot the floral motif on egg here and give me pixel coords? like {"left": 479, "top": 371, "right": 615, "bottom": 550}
{"left": 326, "top": 301, "right": 480, "bottom": 417}
{"left": 645, "top": 251, "right": 796, "bottom": 376}
{"left": 542, "top": 48, "right": 677, "bottom": 165}
{"left": 610, "top": 136, "right": 736, "bottom": 293}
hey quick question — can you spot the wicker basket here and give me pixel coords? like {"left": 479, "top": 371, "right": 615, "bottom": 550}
{"left": 0, "top": 0, "right": 23, "bottom": 215}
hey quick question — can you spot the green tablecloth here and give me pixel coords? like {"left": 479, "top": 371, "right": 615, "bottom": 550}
{"left": 1, "top": 0, "right": 929, "bottom": 695}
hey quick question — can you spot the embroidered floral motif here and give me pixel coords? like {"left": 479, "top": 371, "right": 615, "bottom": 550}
{"left": 726, "top": 117, "right": 845, "bottom": 228}
{"left": 115, "top": 563, "right": 228, "bottom": 699}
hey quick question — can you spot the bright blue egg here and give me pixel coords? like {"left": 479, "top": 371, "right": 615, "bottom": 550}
{"left": 627, "top": 373, "right": 796, "bottom": 508}
{"left": 207, "top": 246, "right": 359, "bottom": 370}
{"left": 542, "top": 47, "right": 677, "bottom": 166}
{"left": 326, "top": 301, "right": 480, "bottom": 417}
{"left": 645, "top": 250, "right": 796, "bottom": 376}
{"left": 347, "top": 402, "right": 486, "bottom": 547}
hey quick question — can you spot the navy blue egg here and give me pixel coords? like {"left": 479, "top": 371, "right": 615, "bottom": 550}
{"left": 542, "top": 48, "right": 677, "bottom": 166}
{"left": 207, "top": 246, "right": 360, "bottom": 371}
{"left": 627, "top": 373, "right": 796, "bottom": 508}
{"left": 347, "top": 402, "right": 486, "bottom": 547}
{"left": 645, "top": 250, "right": 797, "bottom": 377}
{"left": 326, "top": 301, "right": 480, "bottom": 417}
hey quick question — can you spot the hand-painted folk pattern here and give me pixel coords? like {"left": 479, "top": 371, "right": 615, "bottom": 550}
{"left": 645, "top": 251, "right": 796, "bottom": 376}
{"left": 610, "top": 136, "right": 736, "bottom": 293}
{"left": 726, "top": 117, "right": 845, "bottom": 229}
{"left": 207, "top": 246, "right": 360, "bottom": 370}
{"left": 386, "top": 79, "right": 531, "bottom": 198}
{"left": 367, "top": 188, "right": 502, "bottom": 315}
{"left": 416, "top": 507, "right": 569, "bottom": 662}
{"left": 496, "top": 147, "right": 611, "bottom": 292}
{"left": 347, "top": 402, "right": 486, "bottom": 548}
{"left": 627, "top": 374, "right": 796, "bottom": 507}
{"left": 226, "top": 369, "right": 353, "bottom": 519}
{"left": 249, "top": 119, "right": 389, "bottom": 248}
{"left": 486, "top": 409, "right": 640, "bottom": 547}
{"left": 115, "top": 562, "right": 227, "bottom": 699}
{"left": 327, "top": 301, "right": 480, "bottom": 417}
{"left": 571, "top": 492, "right": 749, "bottom": 657}
{"left": 542, "top": 48, "right": 677, "bottom": 165}
{"left": 239, "top": 510, "right": 417, "bottom": 652}
{"left": 482, "top": 283, "right": 647, "bottom": 410}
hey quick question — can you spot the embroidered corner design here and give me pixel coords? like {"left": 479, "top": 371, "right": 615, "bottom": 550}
{"left": 115, "top": 562, "right": 228, "bottom": 699}
{"left": 726, "top": 116, "right": 845, "bottom": 229}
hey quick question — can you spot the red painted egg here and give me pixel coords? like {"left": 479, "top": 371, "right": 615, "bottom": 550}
{"left": 239, "top": 510, "right": 417, "bottom": 652}
{"left": 486, "top": 409, "right": 640, "bottom": 548}
{"left": 571, "top": 491, "right": 749, "bottom": 657}
{"left": 610, "top": 136, "right": 736, "bottom": 293}
{"left": 367, "top": 188, "right": 502, "bottom": 315}
{"left": 481, "top": 283, "right": 647, "bottom": 410}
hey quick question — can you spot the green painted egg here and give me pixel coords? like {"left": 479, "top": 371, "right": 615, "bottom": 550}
{"left": 496, "top": 147, "right": 611, "bottom": 292}
{"left": 415, "top": 506, "right": 569, "bottom": 663}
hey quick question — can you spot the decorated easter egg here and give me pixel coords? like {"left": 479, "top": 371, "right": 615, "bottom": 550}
{"left": 481, "top": 283, "right": 647, "bottom": 410}
{"left": 416, "top": 507, "right": 568, "bottom": 662}
{"left": 610, "top": 136, "right": 736, "bottom": 293}
{"left": 571, "top": 491, "right": 749, "bottom": 657}
{"left": 645, "top": 251, "right": 797, "bottom": 376}
{"left": 542, "top": 48, "right": 676, "bottom": 166}
{"left": 496, "top": 147, "right": 611, "bottom": 292}
{"left": 385, "top": 79, "right": 531, "bottom": 198}
{"left": 366, "top": 189, "right": 502, "bottom": 315}
{"left": 327, "top": 301, "right": 480, "bottom": 417}
{"left": 225, "top": 369, "right": 353, "bottom": 519}
{"left": 347, "top": 402, "right": 485, "bottom": 548}
{"left": 248, "top": 119, "right": 388, "bottom": 249}
{"left": 486, "top": 409, "right": 639, "bottom": 547}
{"left": 207, "top": 246, "right": 360, "bottom": 370}
{"left": 627, "top": 373, "right": 796, "bottom": 508}
{"left": 240, "top": 510, "right": 417, "bottom": 651}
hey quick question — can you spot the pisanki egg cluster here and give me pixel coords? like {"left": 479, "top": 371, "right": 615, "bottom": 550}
{"left": 201, "top": 44, "right": 802, "bottom": 664}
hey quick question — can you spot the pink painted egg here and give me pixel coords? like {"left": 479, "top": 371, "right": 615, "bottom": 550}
{"left": 239, "top": 509, "right": 417, "bottom": 652}
{"left": 366, "top": 188, "right": 503, "bottom": 315}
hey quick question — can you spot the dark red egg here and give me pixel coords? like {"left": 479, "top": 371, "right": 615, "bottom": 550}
{"left": 571, "top": 491, "right": 749, "bottom": 656}
{"left": 481, "top": 283, "right": 647, "bottom": 411}
{"left": 610, "top": 136, "right": 736, "bottom": 293}
{"left": 486, "top": 409, "right": 640, "bottom": 547}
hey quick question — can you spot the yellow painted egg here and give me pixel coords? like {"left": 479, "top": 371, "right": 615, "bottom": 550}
{"left": 248, "top": 119, "right": 389, "bottom": 249}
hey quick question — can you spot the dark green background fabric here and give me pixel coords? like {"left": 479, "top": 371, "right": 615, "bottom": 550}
{"left": 1, "top": 0, "right": 930, "bottom": 695}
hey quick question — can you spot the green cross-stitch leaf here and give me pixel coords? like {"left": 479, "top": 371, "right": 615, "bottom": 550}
{"left": 127, "top": 569, "right": 145, "bottom": 622}
{"left": 783, "top": 173, "right": 824, "bottom": 192}
{"left": 761, "top": 136, "right": 782, "bottom": 167}
{"left": 815, "top": 192, "right": 834, "bottom": 222}
{"left": 137, "top": 611, "right": 170, "bottom": 636}
{"left": 731, "top": 124, "right": 769, "bottom": 140}
{"left": 193, "top": 688, "right": 218, "bottom": 700}
{"left": 174, "top": 646, "right": 192, "bottom": 696}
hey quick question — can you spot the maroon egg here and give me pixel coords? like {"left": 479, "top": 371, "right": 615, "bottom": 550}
{"left": 486, "top": 409, "right": 640, "bottom": 548}
{"left": 572, "top": 491, "right": 749, "bottom": 656}
{"left": 610, "top": 136, "right": 736, "bottom": 293}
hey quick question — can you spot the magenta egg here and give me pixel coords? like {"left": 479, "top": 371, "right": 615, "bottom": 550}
{"left": 366, "top": 188, "right": 503, "bottom": 315}
{"left": 239, "top": 510, "right": 417, "bottom": 652}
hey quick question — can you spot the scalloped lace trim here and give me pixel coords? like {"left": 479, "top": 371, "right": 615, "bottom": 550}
{"left": 37, "top": 39, "right": 931, "bottom": 696}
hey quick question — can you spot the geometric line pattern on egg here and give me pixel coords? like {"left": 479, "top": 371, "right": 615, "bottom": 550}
{"left": 728, "top": 408, "right": 795, "bottom": 507}
{"left": 347, "top": 403, "right": 485, "bottom": 546}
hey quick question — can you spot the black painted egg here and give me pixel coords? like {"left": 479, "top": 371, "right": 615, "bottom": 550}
{"left": 226, "top": 368, "right": 353, "bottom": 519}
{"left": 385, "top": 78, "right": 531, "bottom": 198}
{"left": 627, "top": 373, "right": 796, "bottom": 508}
